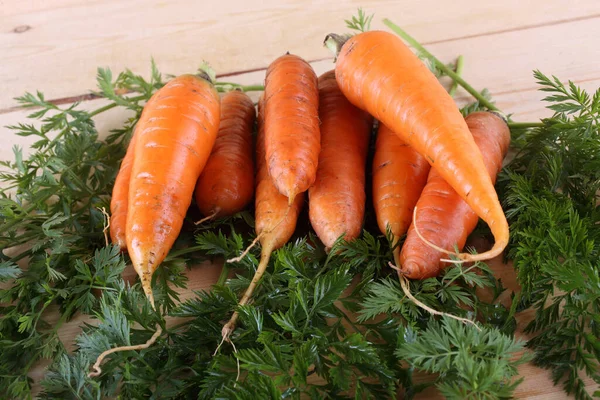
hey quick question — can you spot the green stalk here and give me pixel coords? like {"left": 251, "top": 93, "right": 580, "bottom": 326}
{"left": 383, "top": 19, "right": 498, "bottom": 111}
{"left": 216, "top": 263, "right": 230, "bottom": 286}
{"left": 89, "top": 95, "right": 147, "bottom": 117}
{"left": 506, "top": 121, "right": 544, "bottom": 129}
{"left": 215, "top": 83, "right": 264, "bottom": 93}
{"left": 164, "top": 244, "right": 206, "bottom": 260}
{"left": 448, "top": 55, "right": 464, "bottom": 97}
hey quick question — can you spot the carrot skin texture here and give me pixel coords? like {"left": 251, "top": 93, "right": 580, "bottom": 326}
{"left": 264, "top": 53, "right": 320, "bottom": 203}
{"left": 126, "top": 74, "right": 221, "bottom": 301}
{"left": 255, "top": 97, "right": 305, "bottom": 252}
{"left": 224, "top": 96, "right": 304, "bottom": 334}
{"left": 110, "top": 133, "right": 138, "bottom": 252}
{"left": 308, "top": 70, "right": 372, "bottom": 249}
{"left": 238, "top": 104, "right": 304, "bottom": 306}
{"left": 333, "top": 31, "right": 509, "bottom": 261}
{"left": 372, "top": 122, "right": 430, "bottom": 259}
{"left": 194, "top": 90, "right": 255, "bottom": 217}
{"left": 400, "top": 112, "right": 511, "bottom": 279}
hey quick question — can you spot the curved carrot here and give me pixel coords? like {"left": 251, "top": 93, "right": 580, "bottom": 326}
{"left": 222, "top": 95, "right": 304, "bottom": 337}
{"left": 126, "top": 73, "right": 221, "bottom": 304}
{"left": 109, "top": 133, "right": 138, "bottom": 252}
{"left": 372, "top": 122, "right": 430, "bottom": 264}
{"left": 308, "top": 70, "right": 372, "bottom": 250}
{"left": 194, "top": 90, "right": 255, "bottom": 219}
{"left": 400, "top": 111, "right": 511, "bottom": 279}
{"left": 325, "top": 31, "right": 510, "bottom": 262}
{"left": 264, "top": 53, "right": 320, "bottom": 203}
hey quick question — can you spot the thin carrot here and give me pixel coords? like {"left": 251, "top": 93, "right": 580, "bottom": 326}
{"left": 399, "top": 111, "right": 511, "bottom": 279}
{"left": 194, "top": 89, "right": 256, "bottom": 219}
{"left": 307, "top": 70, "right": 372, "bottom": 250}
{"left": 264, "top": 53, "right": 320, "bottom": 203}
{"left": 324, "top": 31, "right": 510, "bottom": 262}
{"left": 372, "top": 122, "right": 430, "bottom": 265}
{"left": 222, "top": 95, "right": 304, "bottom": 338}
{"left": 109, "top": 133, "right": 138, "bottom": 252}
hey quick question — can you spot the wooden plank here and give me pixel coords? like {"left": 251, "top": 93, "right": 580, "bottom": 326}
{"left": 3, "top": 88, "right": 600, "bottom": 400}
{"left": 2, "top": 0, "right": 600, "bottom": 109}
{"left": 2, "top": 64, "right": 598, "bottom": 173}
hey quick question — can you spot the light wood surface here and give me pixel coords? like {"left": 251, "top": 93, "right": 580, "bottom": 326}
{"left": 2, "top": 1, "right": 600, "bottom": 398}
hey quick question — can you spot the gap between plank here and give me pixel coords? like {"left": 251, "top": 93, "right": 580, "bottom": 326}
{"left": 2, "top": 13, "right": 599, "bottom": 116}
{"left": 427, "top": 13, "right": 600, "bottom": 46}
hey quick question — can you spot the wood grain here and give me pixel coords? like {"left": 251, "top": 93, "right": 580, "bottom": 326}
{"left": 3, "top": 1, "right": 600, "bottom": 398}
{"left": 2, "top": 0, "right": 600, "bottom": 109}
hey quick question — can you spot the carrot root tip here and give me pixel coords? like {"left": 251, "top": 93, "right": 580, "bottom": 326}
{"left": 98, "top": 207, "right": 111, "bottom": 247}
{"left": 88, "top": 323, "right": 163, "bottom": 378}
{"left": 194, "top": 208, "right": 220, "bottom": 225}
{"left": 217, "top": 317, "right": 241, "bottom": 382}
{"left": 227, "top": 233, "right": 262, "bottom": 263}
{"left": 394, "top": 263, "right": 481, "bottom": 331}
{"left": 412, "top": 206, "right": 461, "bottom": 258}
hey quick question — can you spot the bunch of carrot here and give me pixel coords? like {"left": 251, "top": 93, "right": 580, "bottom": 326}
{"left": 95, "top": 26, "right": 512, "bottom": 374}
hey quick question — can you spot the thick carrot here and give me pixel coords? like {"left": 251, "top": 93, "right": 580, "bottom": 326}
{"left": 222, "top": 95, "right": 304, "bottom": 337}
{"left": 399, "top": 111, "right": 511, "bottom": 279}
{"left": 325, "top": 31, "right": 510, "bottom": 262}
{"left": 109, "top": 133, "right": 138, "bottom": 252}
{"left": 126, "top": 73, "right": 221, "bottom": 304}
{"left": 308, "top": 70, "right": 372, "bottom": 250}
{"left": 372, "top": 122, "right": 430, "bottom": 264}
{"left": 263, "top": 53, "right": 320, "bottom": 203}
{"left": 90, "top": 72, "right": 221, "bottom": 378}
{"left": 194, "top": 90, "right": 255, "bottom": 219}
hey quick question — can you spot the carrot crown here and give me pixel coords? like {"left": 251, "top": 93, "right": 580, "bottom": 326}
{"left": 197, "top": 61, "right": 217, "bottom": 85}
{"left": 323, "top": 33, "right": 352, "bottom": 62}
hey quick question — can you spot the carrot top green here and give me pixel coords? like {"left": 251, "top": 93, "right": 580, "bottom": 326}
{"left": 0, "top": 9, "right": 598, "bottom": 400}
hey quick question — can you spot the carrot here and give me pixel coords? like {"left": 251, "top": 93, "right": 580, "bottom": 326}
{"left": 194, "top": 89, "right": 255, "bottom": 220}
{"left": 372, "top": 122, "right": 430, "bottom": 265}
{"left": 399, "top": 111, "right": 511, "bottom": 279}
{"left": 325, "top": 31, "right": 510, "bottom": 262}
{"left": 125, "top": 72, "right": 220, "bottom": 304}
{"left": 263, "top": 53, "right": 320, "bottom": 203}
{"left": 109, "top": 133, "right": 138, "bottom": 252}
{"left": 308, "top": 70, "right": 372, "bottom": 250}
{"left": 89, "top": 72, "right": 220, "bottom": 378}
{"left": 222, "top": 95, "right": 304, "bottom": 338}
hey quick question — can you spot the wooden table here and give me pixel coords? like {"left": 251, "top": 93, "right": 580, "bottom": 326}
{"left": 2, "top": 1, "right": 600, "bottom": 398}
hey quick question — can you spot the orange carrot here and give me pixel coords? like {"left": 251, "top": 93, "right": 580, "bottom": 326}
{"left": 264, "top": 53, "right": 320, "bottom": 203}
{"left": 126, "top": 73, "right": 221, "bottom": 304}
{"left": 222, "top": 95, "right": 304, "bottom": 337}
{"left": 90, "top": 72, "right": 221, "bottom": 378}
{"left": 308, "top": 70, "right": 372, "bottom": 250}
{"left": 325, "top": 31, "right": 510, "bottom": 262}
{"left": 109, "top": 133, "right": 138, "bottom": 252}
{"left": 400, "top": 111, "right": 511, "bottom": 279}
{"left": 372, "top": 122, "right": 430, "bottom": 264}
{"left": 194, "top": 90, "right": 255, "bottom": 219}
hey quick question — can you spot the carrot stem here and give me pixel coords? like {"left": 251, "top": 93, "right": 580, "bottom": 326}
{"left": 448, "top": 55, "right": 464, "bottom": 97}
{"left": 89, "top": 95, "right": 148, "bottom": 117}
{"left": 214, "top": 83, "right": 265, "bottom": 92}
{"left": 217, "top": 263, "right": 230, "bottom": 286}
{"left": 382, "top": 19, "right": 499, "bottom": 112}
{"left": 506, "top": 121, "right": 544, "bottom": 129}
{"left": 323, "top": 33, "right": 352, "bottom": 61}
